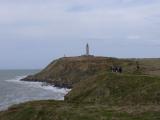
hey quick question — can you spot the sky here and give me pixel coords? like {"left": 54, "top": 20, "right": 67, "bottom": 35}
{"left": 0, "top": 0, "right": 160, "bottom": 69}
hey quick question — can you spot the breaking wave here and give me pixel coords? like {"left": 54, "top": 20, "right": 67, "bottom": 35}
{"left": 0, "top": 76, "right": 71, "bottom": 111}
{"left": 6, "top": 76, "right": 71, "bottom": 94}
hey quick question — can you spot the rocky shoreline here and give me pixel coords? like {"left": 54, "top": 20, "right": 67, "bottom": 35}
{"left": 21, "top": 76, "right": 73, "bottom": 89}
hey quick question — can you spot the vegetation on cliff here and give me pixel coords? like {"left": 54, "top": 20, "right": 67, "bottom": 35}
{"left": 66, "top": 72, "right": 160, "bottom": 105}
{"left": 1, "top": 56, "right": 160, "bottom": 120}
{"left": 22, "top": 56, "right": 160, "bottom": 88}
{"left": 0, "top": 100, "right": 160, "bottom": 120}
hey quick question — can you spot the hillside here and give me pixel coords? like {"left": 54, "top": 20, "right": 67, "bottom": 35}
{"left": 1, "top": 56, "right": 160, "bottom": 120}
{"left": 21, "top": 56, "right": 160, "bottom": 88}
{"left": 65, "top": 72, "right": 160, "bottom": 105}
{"left": 1, "top": 72, "right": 160, "bottom": 120}
{"left": 0, "top": 100, "right": 160, "bottom": 120}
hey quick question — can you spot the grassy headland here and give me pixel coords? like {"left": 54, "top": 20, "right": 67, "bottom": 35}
{"left": 21, "top": 56, "right": 160, "bottom": 88}
{"left": 1, "top": 56, "right": 160, "bottom": 120}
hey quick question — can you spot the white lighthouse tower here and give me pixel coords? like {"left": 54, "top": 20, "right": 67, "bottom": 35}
{"left": 86, "top": 43, "right": 90, "bottom": 56}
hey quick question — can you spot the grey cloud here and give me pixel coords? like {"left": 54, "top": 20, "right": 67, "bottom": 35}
{"left": 0, "top": 0, "right": 160, "bottom": 68}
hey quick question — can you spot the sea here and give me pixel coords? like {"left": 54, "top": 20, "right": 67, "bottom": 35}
{"left": 0, "top": 70, "right": 71, "bottom": 111}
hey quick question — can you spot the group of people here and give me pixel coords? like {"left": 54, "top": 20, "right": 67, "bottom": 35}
{"left": 111, "top": 66, "right": 123, "bottom": 73}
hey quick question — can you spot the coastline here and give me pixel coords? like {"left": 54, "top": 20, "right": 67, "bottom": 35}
{"left": 21, "top": 76, "right": 73, "bottom": 89}
{"left": 0, "top": 75, "right": 71, "bottom": 111}
{"left": 12, "top": 76, "right": 71, "bottom": 93}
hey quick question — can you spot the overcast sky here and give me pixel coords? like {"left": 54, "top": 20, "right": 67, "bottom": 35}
{"left": 0, "top": 0, "right": 160, "bottom": 69}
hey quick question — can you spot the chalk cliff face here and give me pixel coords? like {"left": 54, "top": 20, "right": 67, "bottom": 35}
{"left": 22, "top": 56, "right": 115, "bottom": 88}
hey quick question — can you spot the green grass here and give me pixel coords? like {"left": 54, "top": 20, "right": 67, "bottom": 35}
{"left": 1, "top": 57, "right": 160, "bottom": 120}
{"left": 1, "top": 72, "right": 160, "bottom": 120}
{"left": 23, "top": 57, "right": 160, "bottom": 88}
{"left": 0, "top": 100, "right": 160, "bottom": 120}
{"left": 22, "top": 57, "right": 144, "bottom": 87}
{"left": 66, "top": 72, "right": 160, "bottom": 105}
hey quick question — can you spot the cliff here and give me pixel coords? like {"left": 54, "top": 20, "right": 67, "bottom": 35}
{"left": 22, "top": 56, "right": 139, "bottom": 88}
{"left": 1, "top": 57, "right": 160, "bottom": 120}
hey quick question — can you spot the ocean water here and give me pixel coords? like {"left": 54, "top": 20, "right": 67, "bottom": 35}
{"left": 0, "top": 70, "right": 71, "bottom": 111}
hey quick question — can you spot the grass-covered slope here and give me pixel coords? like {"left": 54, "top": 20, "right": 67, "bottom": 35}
{"left": 0, "top": 100, "right": 160, "bottom": 120}
{"left": 137, "top": 58, "right": 160, "bottom": 76}
{"left": 22, "top": 56, "right": 138, "bottom": 88}
{"left": 22, "top": 56, "right": 160, "bottom": 88}
{"left": 23, "top": 56, "right": 160, "bottom": 88}
{"left": 1, "top": 57, "right": 160, "bottom": 120}
{"left": 65, "top": 72, "right": 160, "bottom": 105}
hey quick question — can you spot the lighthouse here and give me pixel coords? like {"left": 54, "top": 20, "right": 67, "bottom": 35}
{"left": 86, "top": 43, "right": 89, "bottom": 56}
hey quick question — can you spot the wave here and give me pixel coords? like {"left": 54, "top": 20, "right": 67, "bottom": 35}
{"left": 5, "top": 76, "right": 71, "bottom": 94}
{"left": 0, "top": 75, "right": 72, "bottom": 111}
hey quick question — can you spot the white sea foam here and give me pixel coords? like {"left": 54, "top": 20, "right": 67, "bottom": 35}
{"left": 0, "top": 75, "right": 71, "bottom": 111}
{"left": 5, "top": 76, "right": 71, "bottom": 95}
